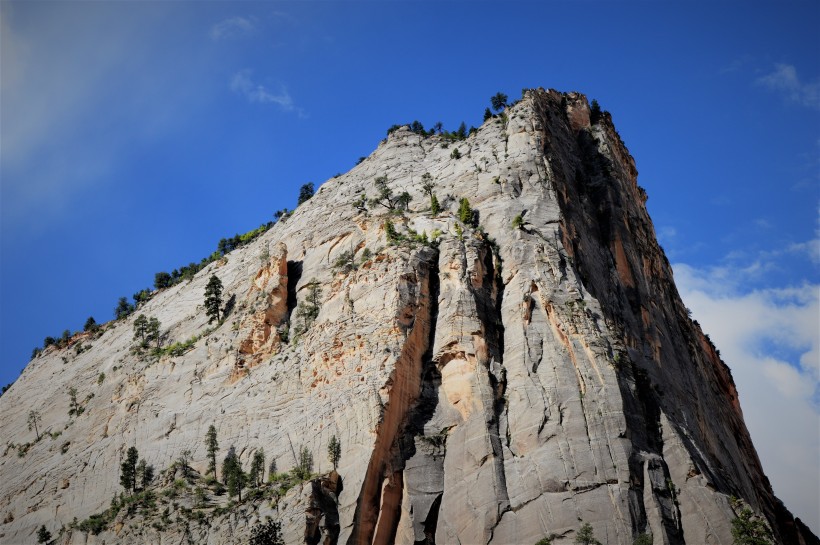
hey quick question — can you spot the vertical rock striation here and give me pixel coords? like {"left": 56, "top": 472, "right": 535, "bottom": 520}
{"left": 0, "top": 88, "right": 815, "bottom": 545}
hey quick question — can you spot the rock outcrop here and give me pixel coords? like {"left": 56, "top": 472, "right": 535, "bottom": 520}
{"left": 0, "top": 88, "right": 815, "bottom": 545}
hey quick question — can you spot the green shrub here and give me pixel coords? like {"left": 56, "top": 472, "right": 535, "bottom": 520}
{"left": 512, "top": 214, "right": 524, "bottom": 230}
{"left": 450, "top": 148, "right": 461, "bottom": 159}
{"left": 458, "top": 198, "right": 475, "bottom": 225}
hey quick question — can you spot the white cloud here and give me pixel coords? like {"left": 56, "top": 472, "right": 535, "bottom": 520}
{"left": 756, "top": 63, "right": 820, "bottom": 111}
{"left": 674, "top": 260, "right": 819, "bottom": 530}
{"left": 230, "top": 70, "right": 303, "bottom": 115}
{"left": 209, "top": 16, "right": 256, "bottom": 41}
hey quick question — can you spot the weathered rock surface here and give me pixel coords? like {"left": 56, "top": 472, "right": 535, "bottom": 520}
{"left": 0, "top": 89, "right": 816, "bottom": 545}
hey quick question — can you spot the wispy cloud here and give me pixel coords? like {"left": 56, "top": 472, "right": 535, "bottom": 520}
{"left": 210, "top": 16, "right": 256, "bottom": 41}
{"left": 756, "top": 63, "right": 820, "bottom": 110}
{"left": 673, "top": 256, "right": 819, "bottom": 529}
{"left": 230, "top": 70, "right": 304, "bottom": 116}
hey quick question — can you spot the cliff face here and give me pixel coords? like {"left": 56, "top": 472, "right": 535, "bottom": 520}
{"left": 0, "top": 89, "right": 814, "bottom": 545}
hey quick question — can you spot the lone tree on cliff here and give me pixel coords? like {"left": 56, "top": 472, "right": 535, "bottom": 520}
{"left": 27, "top": 410, "right": 41, "bottom": 441}
{"left": 249, "top": 449, "right": 266, "bottom": 487}
{"left": 297, "top": 183, "right": 315, "bottom": 206}
{"left": 327, "top": 435, "right": 341, "bottom": 470}
{"left": 490, "top": 92, "right": 508, "bottom": 112}
{"left": 205, "top": 425, "right": 219, "bottom": 478}
{"left": 120, "top": 446, "right": 139, "bottom": 493}
{"left": 37, "top": 525, "right": 51, "bottom": 544}
{"left": 222, "top": 446, "right": 246, "bottom": 500}
{"left": 204, "top": 275, "right": 223, "bottom": 323}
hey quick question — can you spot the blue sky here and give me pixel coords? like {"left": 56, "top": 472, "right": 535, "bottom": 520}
{"left": 1, "top": 0, "right": 818, "bottom": 530}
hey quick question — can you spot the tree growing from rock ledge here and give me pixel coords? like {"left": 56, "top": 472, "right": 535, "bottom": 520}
{"left": 327, "top": 435, "right": 341, "bottom": 470}
{"left": 491, "top": 92, "right": 508, "bottom": 112}
{"left": 120, "top": 446, "right": 139, "bottom": 493}
{"left": 731, "top": 500, "right": 773, "bottom": 545}
{"left": 27, "top": 410, "right": 41, "bottom": 441}
{"left": 297, "top": 182, "right": 314, "bottom": 206}
{"left": 250, "top": 449, "right": 266, "bottom": 487}
{"left": 206, "top": 425, "right": 219, "bottom": 478}
{"left": 204, "top": 275, "right": 223, "bottom": 323}
{"left": 222, "top": 446, "right": 246, "bottom": 500}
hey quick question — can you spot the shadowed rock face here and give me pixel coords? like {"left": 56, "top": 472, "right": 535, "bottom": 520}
{"left": 0, "top": 89, "right": 815, "bottom": 545}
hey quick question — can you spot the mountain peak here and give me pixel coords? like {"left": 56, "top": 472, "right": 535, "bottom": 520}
{"left": 0, "top": 89, "right": 815, "bottom": 545}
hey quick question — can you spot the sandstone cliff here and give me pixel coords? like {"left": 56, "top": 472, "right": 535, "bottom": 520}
{"left": 0, "top": 89, "right": 815, "bottom": 545}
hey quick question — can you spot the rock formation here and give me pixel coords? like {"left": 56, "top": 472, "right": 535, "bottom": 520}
{"left": 0, "top": 88, "right": 816, "bottom": 545}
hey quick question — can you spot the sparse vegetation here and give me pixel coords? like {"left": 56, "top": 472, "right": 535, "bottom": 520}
{"left": 450, "top": 148, "right": 461, "bottom": 159}
{"left": 294, "top": 445, "right": 313, "bottom": 480}
{"left": 295, "top": 279, "right": 322, "bottom": 334}
{"left": 633, "top": 533, "right": 653, "bottom": 545}
{"left": 27, "top": 410, "right": 41, "bottom": 441}
{"left": 333, "top": 250, "right": 358, "bottom": 274}
{"left": 68, "top": 386, "right": 84, "bottom": 417}
{"left": 730, "top": 498, "right": 773, "bottom": 545}
{"left": 512, "top": 214, "right": 524, "bottom": 230}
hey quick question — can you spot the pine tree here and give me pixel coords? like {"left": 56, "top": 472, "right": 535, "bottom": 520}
{"left": 490, "top": 92, "right": 508, "bottom": 112}
{"left": 114, "top": 296, "right": 134, "bottom": 319}
{"left": 120, "top": 446, "right": 139, "bottom": 493}
{"left": 206, "top": 425, "right": 219, "bottom": 478}
{"left": 154, "top": 271, "right": 172, "bottom": 290}
{"left": 298, "top": 183, "right": 315, "bottom": 206}
{"left": 133, "top": 314, "right": 149, "bottom": 346}
{"left": 250, "top": 449, "right": 265, "bottom": 487}
{"left": 250, "top": 519, "right": 284, "bottom": 545}
{"left": 590, "top": 99, "right": 602, "bottom": 124}
{"left": 327, "top": 435, "right": 341, "bottom": 470}
{"left": 137, "top": 458, "right": 154, "bottom": 489}
{"left": 147, "top": 317, "right": 161, "bottom": 348}
{"left": 37, "top": 525, "right": 51, "bottom": 544}
{"left": 204, "top": 275, "right": 223, "bottom": 323}
{"left": 27, "top": 410, "right": 41, "bottom": 441}
{"left": 294, "top": 445, "right": 313, "bottom": 480}
{"left": 83, "top": 316, "right": 98, "bottom": 332}
{"left": 575, "top": 522, "right": 602, "bottom": 545}
{"left": 484, "top": 107, "right": 493, "bottom": 121}
{"left": 458, "top": 198, "right": 475, "bottom": 226}
{"left": 223, "top": 446, "right": 245, "bottom": 500}
{"left": 430, "top": 194, "right": 441, "bottom": 215}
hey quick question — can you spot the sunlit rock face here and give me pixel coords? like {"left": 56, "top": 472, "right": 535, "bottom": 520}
{"left": 1, "top": 89, "right": 815, "bottom": 545}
